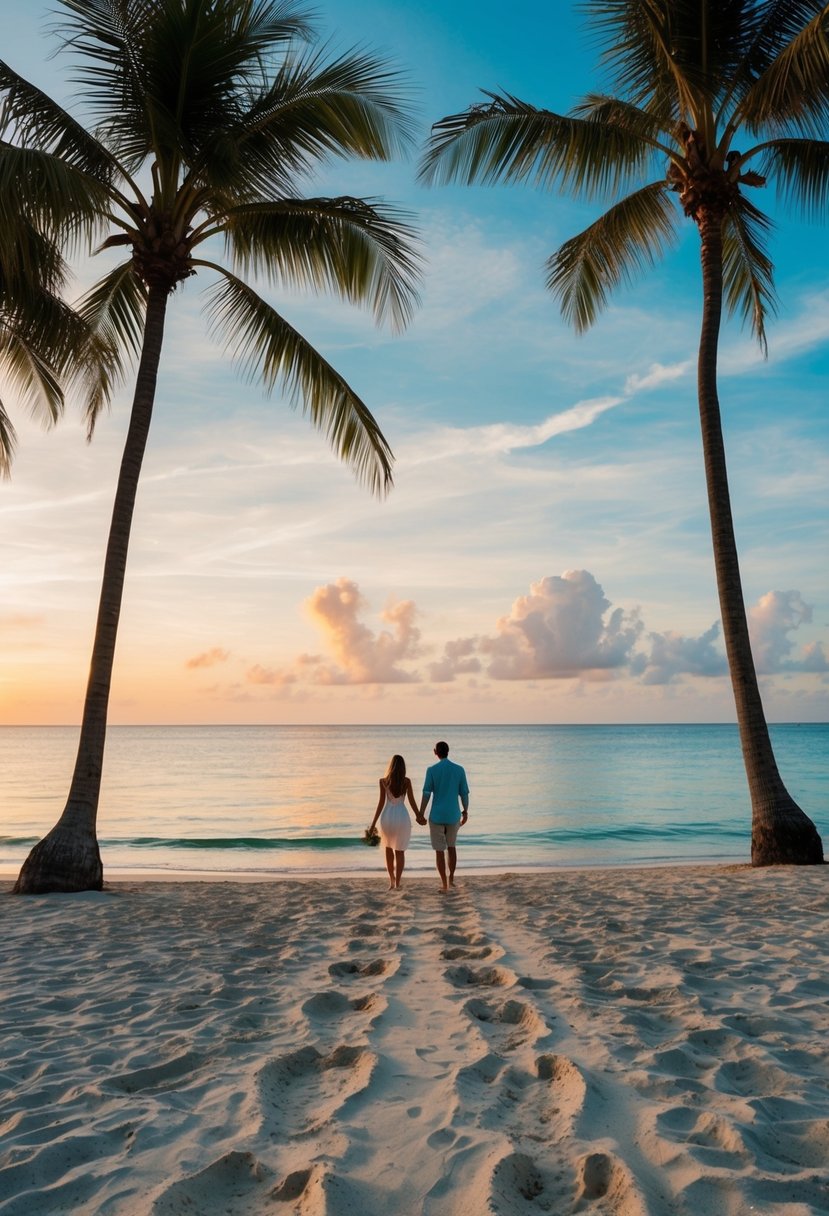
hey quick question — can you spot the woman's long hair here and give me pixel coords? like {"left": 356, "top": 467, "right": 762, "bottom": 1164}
{"left": 384, "top": 754, "right": 406, "bottom": 798}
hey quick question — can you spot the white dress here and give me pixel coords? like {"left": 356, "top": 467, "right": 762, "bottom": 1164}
{"left": 379, "top": 783, "right": 412, "bottom": 851}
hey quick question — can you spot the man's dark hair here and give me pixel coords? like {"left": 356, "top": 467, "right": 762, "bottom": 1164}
{"left": 435, "top": 741, "right": 449, "bottom": 759}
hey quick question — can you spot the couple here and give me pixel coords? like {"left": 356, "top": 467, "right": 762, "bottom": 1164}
{"left": 369, "top": 742, "right": 469, "bottom": 891}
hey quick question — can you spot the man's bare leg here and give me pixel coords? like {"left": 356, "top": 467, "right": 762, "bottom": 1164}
{"left": 435, "top": 850, "right": 449, "bottom": 891}
{"left": 447, "top": 846, "right": 457, "bottom": 886}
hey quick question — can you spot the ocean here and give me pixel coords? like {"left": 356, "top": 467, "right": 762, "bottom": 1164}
{"left": 1, "top": 724, "right": 827, "bottom": 879}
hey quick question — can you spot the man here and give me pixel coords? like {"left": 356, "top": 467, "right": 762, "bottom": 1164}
{"left": 419, "top": 741, "right": 469, "bottom": 891}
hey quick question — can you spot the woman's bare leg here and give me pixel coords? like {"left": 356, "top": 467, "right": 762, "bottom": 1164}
{"left": 394, "top": 850, "right": 405, "bottom": 888}
{"left": 384, "top": 847, "right": 395, "bottom": 888}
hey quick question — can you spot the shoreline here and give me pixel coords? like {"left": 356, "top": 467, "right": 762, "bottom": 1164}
{"left": 3, "top": 865, "right": 828, "bottom": 1213}
{"left": 0, "top": 852, "right": 752, "bottom": 885}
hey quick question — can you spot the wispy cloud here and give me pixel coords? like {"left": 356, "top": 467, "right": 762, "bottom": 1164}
{"left": 185, "top": 647, "right": 231, "bottom": 669}
{"left": 403, "top": 396, "right": 624, "bottom": 465}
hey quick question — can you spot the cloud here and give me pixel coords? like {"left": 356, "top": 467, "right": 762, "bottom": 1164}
{"left": 304, "top": 579, "right": 421, "bottom": 684}
{"left": 406, "top": 396, "right": 624, "bottom": 467}
{"left": 749, "top": 590, "right": 829, "bottom": 673}
{"left": 237, "top": 574, "right": 829, "bottom": 698}
{"left": 624, "top": 361, "right": 692, "bottom": 394}
{"left": 478, "top": 570, "right": 644, "bottom": 680}
{"left": 247, "top": 578, "right": 422, "bottom": 686}
{"left": 185, "top": 647, "right": 231, "bottom": 669}
{"left": 636, "top": 623, "right": 729, "bottom": 685}
{"left": 429, "top": 637, "right": 482, "bottom": 683}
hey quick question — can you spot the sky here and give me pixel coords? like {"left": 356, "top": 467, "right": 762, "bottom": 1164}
{"left": 1, "top": 0, "right": 827, "bottom": 726}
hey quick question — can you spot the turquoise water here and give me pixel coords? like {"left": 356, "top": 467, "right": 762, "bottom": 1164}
{"left": 1, "top": 724, "right": 826, "bottom": 876}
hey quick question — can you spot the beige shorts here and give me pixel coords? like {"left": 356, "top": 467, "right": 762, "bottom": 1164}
{"left": 429, "top": 820, "right": 459, "bottom": 850}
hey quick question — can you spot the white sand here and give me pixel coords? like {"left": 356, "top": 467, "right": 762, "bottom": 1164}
{"left": 1, "top": 865, "right": 828, "bottom": 1215}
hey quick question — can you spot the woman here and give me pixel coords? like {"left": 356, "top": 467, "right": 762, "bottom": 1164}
{"left": 368, "top": 754, "right": 420, "bottom": 889}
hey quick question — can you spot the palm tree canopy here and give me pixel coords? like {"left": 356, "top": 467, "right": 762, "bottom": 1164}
{"left": 0, "top": 0, "right": 422, "bottom": 494}
{"left": 421, "top": 0, "right": 829, "bottom": 350}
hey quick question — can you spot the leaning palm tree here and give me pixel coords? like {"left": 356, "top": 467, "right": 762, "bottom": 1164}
{"left": 422, "top": 0, "right": 827, "bottom": 864}
{"left": 3, "top": 0, "right": 420, "bottom": 893}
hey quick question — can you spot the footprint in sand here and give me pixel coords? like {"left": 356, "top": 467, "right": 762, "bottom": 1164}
{"left": 445, "top": 964, "right": 515, "bottom": 989}
{"left": 463, "top": 997, "right": 545, "bottom": 1045}
{"left": 328, "top": 959, "right": 392, "bottom": 978}
{"left": 442, "top": 930, "right": 489, "bottom": 948}
{"left": 489, "top": 1150, "right": 574, "bottom": 1214}
{"left": 301, "top": 990, "right": 383, "bottom": 1020}
{"left": 441, "top": 945, "right": 494, "bottom": 960}
{"left": 254, "top": 1044, "right": 376, "bottom": 1136}
{"left": 517, "top": 975, "right": 556, "bottom": 991}
{"left": 573, "top": 1150, "right": 647, "bottom": 1214}
{"left": 536, "top": 1053, "right": 589, "bottom": 1130}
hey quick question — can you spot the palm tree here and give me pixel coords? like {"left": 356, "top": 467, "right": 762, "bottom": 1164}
{"left": 3, "top": 0, "right": 421, "bottom": 894}
{"left": 422, "top": 0, "right": 827, "bottom": 864}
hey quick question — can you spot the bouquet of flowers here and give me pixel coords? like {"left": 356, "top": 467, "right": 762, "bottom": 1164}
{"left": 363, "top": 826, "right": 381, "bottom": 847}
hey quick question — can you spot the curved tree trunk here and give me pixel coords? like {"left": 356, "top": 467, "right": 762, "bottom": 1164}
{"left": 696, "top": 210, "right": 823, "bottom": 865}
{"left": 14, "top": 283, "right": 170, "bottom": 893}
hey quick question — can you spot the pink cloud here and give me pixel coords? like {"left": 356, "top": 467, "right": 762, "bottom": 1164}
{"left": 480, "top": 570, "right": 643, "bottom": 679}
{"left": 186, "top": 647, "right": 231, "bottom": 670}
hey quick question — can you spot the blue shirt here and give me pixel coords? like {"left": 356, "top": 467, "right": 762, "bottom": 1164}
{"left": 423, "top": 758, "right": 469, "bottom": 824}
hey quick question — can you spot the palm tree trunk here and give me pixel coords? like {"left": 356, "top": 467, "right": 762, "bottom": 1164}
{"left": 14, "top": 283, "right": 170, "bottom": 893}
{"left": 696, "top": 209, "right": 823, "bottom": 865}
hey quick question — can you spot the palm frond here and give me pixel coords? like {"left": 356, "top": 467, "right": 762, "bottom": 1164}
{"left": 722, "top": 195, "right": 777, "bottom": 352}
{"left": 77, "top": 260, "right": 146, "bottom": 357}
{"left": 0, "top": 315, "right": 65, "bottom": 433}
{"left": 201, "top": 265, "right": 394, "bottom": 494}
{"left": 735, "top": 5, "right": 829, "bottom": 137}
{"left": 581, "top": 0, "right": 704, "bottom": 123}
{"left": 758, "top": 136, "right": 829, "bottom": 216}
{"left": 0, "top": 212, "right": 67, "bottom": 296}
{"left": 724, "top": 0, "right": 829, "bottom": 109}
{"left": 421, "top": 91, "right": 652, "bottom": 198}
{"left": 0, "top": 59, "right": 113, "bottom": 179}
{"left": 222, "top": 196, "right": 421, "bottom": 332}
{"left": 0, "top": 142, "right": 110, "bottom": 245}
{"left": 55, "top": 0, "right": 314, "bottom": 172}
{"left": 572, "top": 92, "right": 677, "bottom": 159}
{"left": 546, "top": 180, "right": 677, "bottom": 331}
{"left": 1, "top": 278, "right": 122, "bottom": 449}
{"left": 0, "top": 398, "right": 16, "bottom": 476}
{"left": 207, "top": 47, "right": 415, "bottom": 197}
{"left": 75, "top": 260, "right": 145, "bottom": 431}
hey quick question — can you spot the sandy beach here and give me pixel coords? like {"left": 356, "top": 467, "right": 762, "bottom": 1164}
{"left": 1, "top": 865, "right": 828, "bottom": 1215}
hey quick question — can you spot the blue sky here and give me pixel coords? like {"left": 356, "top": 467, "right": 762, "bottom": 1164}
{"left": 1, "top": 0, "right": 827, "bottom": 725}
